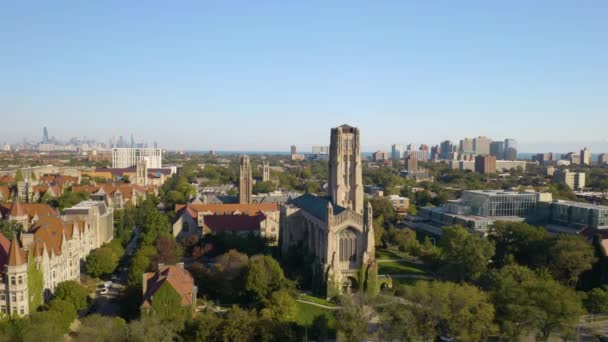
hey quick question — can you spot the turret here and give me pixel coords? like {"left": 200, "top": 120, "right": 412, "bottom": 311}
{"left": 8, "top": 200, "right": 28, "bottom": 229}
{"left": 5, "top": 236, "right": 29, "bottom": 316}
{"left": 326, "top": 201, "right": 333, "bottom": 224}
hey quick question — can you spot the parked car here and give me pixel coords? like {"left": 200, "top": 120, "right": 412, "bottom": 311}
{"left": 100, "top": 288, "right": 109, "bottom": 295}
{"left": 104, "top": 281, "right": 112, "bottom": 288}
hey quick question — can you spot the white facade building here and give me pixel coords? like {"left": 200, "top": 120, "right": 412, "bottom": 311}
{"left": 112, "top": 148, "right": 162, "bottom": 168}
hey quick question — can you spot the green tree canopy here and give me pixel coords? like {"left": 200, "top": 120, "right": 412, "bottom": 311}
{"left": 244, "top": 254, "right": 291, "bottom": 302}
{"left": 439, "top": 225, "right": 495, "bottom": 281}
{"left": 53, "top": 280, "right": 89, "bottom": 311}
{"left": 484, "top": 264, "right": 584, "bottom": 340}
{"left": 85, "top": 247, "right": 119, "bottom": 278}
{"left": 400, "top": 281, "right": 497, "bottom": 341}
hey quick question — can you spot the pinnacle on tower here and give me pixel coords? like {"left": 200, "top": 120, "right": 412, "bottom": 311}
{"left": 8, "top": 236, "right": 25, "bottom": 266}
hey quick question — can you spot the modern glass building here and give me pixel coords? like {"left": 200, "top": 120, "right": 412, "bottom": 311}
{"left": 461, "top": 190, "right": 539, "bottom": 217}
{"left": 549, "top": 201, "right": 608, "bottom": 229}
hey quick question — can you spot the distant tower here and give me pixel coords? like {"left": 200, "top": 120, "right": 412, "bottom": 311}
{"left": 135, "top": 160, "right": 148, "bottom": 186}
{"left": 130, "top": 134, "right": 135, "bottom": 148}
{"left": 262, "top": 161, "right": 270, "bottom": 182}
{"left": 328, "top": 124, "right": 363, "bottom": 214}
{"left": 42, "top": 127, "right": 49, "bottom": 144}
{"left": 8, "top": 200, "right": 28, "bottom": 228}
{"left": 6, "top": 237, "right": 29, "bottom": 316}
{"left": 239, "top": 156, "right": 253, "bottom": 204}
{"left": 290, "top": 145, "right": 297, "bottom": 155}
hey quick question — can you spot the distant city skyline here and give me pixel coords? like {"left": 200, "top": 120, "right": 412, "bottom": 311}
{"left": 1, "top": 1, "right": 607, "bottom": 152}
{"left": 4, "top": 126, "right": 608, "bottom": 153}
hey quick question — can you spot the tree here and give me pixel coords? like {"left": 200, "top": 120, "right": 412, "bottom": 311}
{"left": 584, "top": 287, "right": 608, "bottom": 315}
{"left": 127, "top": 315, "right": 180, "bottom": 342}
{"left": 219, "top": 306, "right": 258, "bottom": 341}
{"left": 47, "top": 299, "right": 77, "bottom": 332}
{"left": 407, "top": 203, "right": 417, "bottom": 216}
{"left": 181, "top": 311, "right": 223, "bottom": 342}
{"left": 244, "top": 254, "right": 290, "bottom": 302}
{"left": 85, "top": 247, "right": 118, "bottom": 277}
{"left": 485, "top": 264, "right": 584, "bottom": 340}
{"left": 547, "top": 234, "right": 596, "bottom": 286}
{"left": 311, "top": 315, "right": 330, "bottom": 342}
{"left": 253, "top": 181, "right": 276, "bottom": 194}
{"left": 53, "top": 280, "right": 89, "bottom": 311}
{"left": 128, "top": 245, "right": 157, "bottom": 286}
{"left": 334, "top": 295, "right": 369, "bottom": 342}
{"left": 262, "top": 290, "right": 298, "bottom": 322}
{"left": 401, "top": 281, "right": 497, "bottom": 341}
{"left": 74, "top": 315, "right": 127, "bottom": 342}
{"left": 140, "top": 208, "right": 170, "bottom": 246}
{"left": 153, "top": 236, "right": 184, "bottom": 266}
{"left": 439, "top": 225, "right": 495, "bottom": 281}
{"left": 0, "top": 221, "right": 22, "bottom": 239}
{"left": 379, "top": 304, "right": 419, "bottom": 342}
{"left": 490, "top": 221, "right": 549, "bottom": 268}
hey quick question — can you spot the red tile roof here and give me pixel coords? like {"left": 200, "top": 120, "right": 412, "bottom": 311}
{"left": 176, "top": 203, "right": 279, "bottom": 217}
{"left": 0, "top": 175, "right": 15, "bottom": 184}
{"left": 0, "top": 202, "right": 59, "bottom": 220}
{"left": 141, "top": 265, "right": 195, "bottom": 309}
{"left": 8, "top": 237, "right": 25, "bottom": 266}
{"left": 202, "top": 214, "right": 265, "bottom": 233}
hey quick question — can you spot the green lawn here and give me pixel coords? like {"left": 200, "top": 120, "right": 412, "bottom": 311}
{"left": 375, "top": 248, "right": 411, "bottom": 260}
{"left": 378, "top": 261, "right": 427, "bottom": 275}
{"left": 294, "top": 302, "right": 337, "bottom": 332}
{"left": 298, "top": 294, "right": 336, "bottom": 307}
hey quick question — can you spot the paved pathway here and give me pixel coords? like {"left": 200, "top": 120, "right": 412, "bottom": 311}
{"left": 296, "top": 299, "right": 341, "bottom": 310}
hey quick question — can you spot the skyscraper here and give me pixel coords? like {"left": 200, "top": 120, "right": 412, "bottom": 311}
{"left": 504, "top": 139, "right": 518, "bottom": 160}
{"left": 391, "top": 144, "right": 403, "bottom": 160}
{"left": 580, "top": 147, "right": 591, "bottom": 165}
{"left": 329, "top": 125, "right": 363, "bottom": 214}
{"left": 239, "top": 156, "right": 253, "bottom": 204}
{"left": 459, "top": 138, "right": 474, "bottom": 154}
{"left": 290, "top": 145, "right": 297, "bottom": 155}
{"left": 490, "top": 141, "right": 505, "bottom": 160}
{"left": 42, "top": 127, "right": 49, "bottom": 143}
{"left": 440, "top": 140, "right": 454, "bottom": 160}
{"left": 406, "top": 155, "right": 418, "bottom": 172}
{"left": 473, "top": 136, "right": 492, "bottom": 155}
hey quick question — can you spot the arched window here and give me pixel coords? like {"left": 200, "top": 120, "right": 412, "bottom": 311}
{"left": 10, "top": 276, "right": 15, "bottom": 286}
{"left": 338, "top": 229, "right": 357, "bottom": 263}
{"left": 17, "top": 276, "right": 23, "bottom": 285}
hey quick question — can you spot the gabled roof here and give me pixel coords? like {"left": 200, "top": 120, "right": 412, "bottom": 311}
{"left": 176, "top": 203, "right": 279, "bottom": 218}
{"left": 0, "top": 202, "right": 59, "bottom": 220}
{"left": 290, "top": 193, "right": 345, "bottom": 221}
{"left": 28, "top": 216, "right": 66, "bottom": 257}
{"left": 202, "top": 213, "right": 265, "bottom": 233}
{"left": 141, "top": 265, "right": 195, "bottom": 309}
{"left": 0, "top": 175, "right": 15, "bottom": 184}
{"left": 8, "top": 237, "right": 25, "bottom": 266}
{"left": 8, "top": 200, "right": 27, "bottom": 217}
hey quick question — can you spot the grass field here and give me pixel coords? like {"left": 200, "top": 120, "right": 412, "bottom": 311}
{"left": 378, "top": 261, "right": 427, "bottom": 275}
{"left": 375, "top": 248, "right": 412, "bottom": 260}
{"left": 294, "top": 302, "right": 337, "bottom": 334}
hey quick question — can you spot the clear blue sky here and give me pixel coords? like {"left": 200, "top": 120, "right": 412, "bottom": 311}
{"left": 1, "top": 1, "right": 607, "bottom": 152}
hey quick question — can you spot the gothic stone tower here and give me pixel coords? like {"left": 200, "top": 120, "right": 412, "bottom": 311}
{"left": 328, "top": 125, "right": 364, "bottom": 214}
{"left": 262, "top": 161, "right": 270, "bottom": 182}
{"left": 239, "top": 156, "right": 253, "bottom": 204}
{"left": 135, "top": 160, "right": 148, "bottom": 186}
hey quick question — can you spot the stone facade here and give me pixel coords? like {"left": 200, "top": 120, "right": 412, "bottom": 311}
{"left": 238, "top": 156, "right": 253, "bottom": 204}
{"left": 281, "top": 125, "right": 376, "bottom": 297}
{"left": 0, "top": 197, "right": 113, "bottom": 318}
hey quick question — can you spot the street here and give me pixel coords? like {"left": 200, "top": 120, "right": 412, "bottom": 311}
{"left": 86, "top": 227, "right": 140, "bottom": 316}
